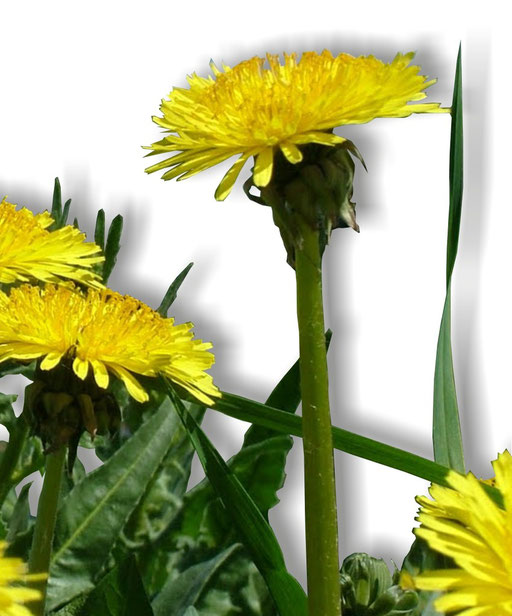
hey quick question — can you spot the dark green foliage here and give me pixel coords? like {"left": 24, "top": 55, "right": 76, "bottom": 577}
{"left": 46, "top": 397, "right": 192, "bottom": 611}
{"left": 80, "top": 557, "right": 154, "bottom": 616}
{"left": 167, "top": 390, "right": 307, "bottom": 616}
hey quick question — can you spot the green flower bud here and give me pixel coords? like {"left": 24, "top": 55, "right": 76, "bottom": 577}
{"left": 244, "top": 141, "right": 364, "bottom": 267}
{"left": 340, "top": 553, "right": 419, "bottom": 616}
{"left": 370, "top": 586, "right": 418, "bottom": 615}
{"left": 23, "top": 358, "right": 121, "bottom": 470}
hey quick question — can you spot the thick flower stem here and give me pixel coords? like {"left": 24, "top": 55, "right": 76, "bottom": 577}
{"left": 295, "top": 224, "right": 341, "bottom": 616}
{"left": 29, "top": 446, "right": 67, "bottom": 615}
{"left": 0, "top": 414, "right": 29, "bottom": 506}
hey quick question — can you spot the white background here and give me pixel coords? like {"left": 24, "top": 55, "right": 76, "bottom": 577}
{"left": 1, "top": 0, "right": 510, "bottom": 588}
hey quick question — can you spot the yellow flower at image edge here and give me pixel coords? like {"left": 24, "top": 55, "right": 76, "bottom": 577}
{"left": 0, "top": 198, "right": 103, "bottom": 287}
{"left": 0, "top": 542, "right": 45, "bottom": 616}
{"left": 411, "top": 451, "right": 512, "bottom": 615}
{"left": 0, "top": 284, "right": 220, "bottom": 406}
{"left": 145, "top": 50, "right": 448, "bottom": 200}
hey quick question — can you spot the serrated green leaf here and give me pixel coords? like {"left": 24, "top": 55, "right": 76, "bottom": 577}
{"left": 139, "top": 349, "right": 307, "bottom": 605}
{"left": 80, "top": 556, "right": 154, "bottom": 616}
{"left": 152, "top": 544, "right": 240, "bottom": 616}
{"left": 157, "top": 262, "right": 194, "bottom": 316}
{"left": 46, "top": 400, "right": 187, "bottom": 612}
{"left": 102, "top": 215, "right": 123, "bottom": 283}
{"left": 198, "top": 552, "right": 276, "bottom": 616}
{"left": 433, "top": 44, "right": 465, "bottom": 473}
{"left": 117, "top": 399, "right": 205, "bottom": 552}
{"left": 167, "top": 387, "right": 308, "bottom": 616}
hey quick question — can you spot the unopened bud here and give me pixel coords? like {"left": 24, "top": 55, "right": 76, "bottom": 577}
{"left": 340, "top": 553, "right": 418, "bottom": 615}
{"left": 248, "top": 141, "right": 363, "bottom": 266}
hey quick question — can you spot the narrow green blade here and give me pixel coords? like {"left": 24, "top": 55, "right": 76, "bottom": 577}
{"left": 215, "top": 392, "right": 450, "bottom": 487}
{"left": 102, "top": 214, "right": 123, "bottom": 284}
{"left": 61, "top": 199, "right": 72, "bottom": 226}
{"left": 433, "top": 44, "right": 465, "bottom": 472}
{"left": 157, "top": 262, "right": 194, "bottom": 316}
{"left": 94, "top": 209, "right": 106, "bottom": 251}
{"left": 50, "top": 177, "right": 63, "bottom": 226}
{"left": 167, "top": 386, "right": 308, "bottom": 616}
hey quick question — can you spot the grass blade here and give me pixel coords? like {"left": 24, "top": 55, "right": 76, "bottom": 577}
{"left": 433, "top": 44, "right": 465, "bottom": 472}
{"left": 215, "top": 392, "right": 450, "bottom": 487}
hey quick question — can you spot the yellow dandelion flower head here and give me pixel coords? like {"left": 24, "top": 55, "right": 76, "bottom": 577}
{"left": 0, "top": 284, "right": 220, "bottom": 406}
{"left": 0, "top": 198, "right": 104, "bottom": 288}
{"left": 145, "top": 50, "right": 447, "bottom": 200}
{"left": 0, "top": 542, "right": 45, "bottom": 616}
{"left": 412, "top": 450, "right": 512, "bottom": 615}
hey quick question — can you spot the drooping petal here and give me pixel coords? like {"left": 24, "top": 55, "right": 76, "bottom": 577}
{"left": 280, "top": 142, "right": 303, "bottom": 164}
{"left": 214, "top": 152, "right": 254, "bottom": 201}
{"left": 73, "top": 356, "right": 89, "bottom": 380}
{"left": 253, "top": 148, "right": 275, "bottom": 187}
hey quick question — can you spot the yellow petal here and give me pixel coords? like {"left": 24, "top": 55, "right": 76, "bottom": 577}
{"left": 91, "top": 360, "right": 109, "bottom": 389}
{"left": 40, "top": 352, "right": 65, "bottom": 371}
{"left": 280, "top": 142, "right": 303, "bottom": 164}
{"left": 252, "top": 148, "right": 274, "bottom": 187}
{"left": 214, "top": 152, "right": 253, "bottom": 201}
{"left": 109, "top": 364, "right": 148, "bottom": 403}
{"left": 73, "top": 357, "right": 89, "bottom": 380}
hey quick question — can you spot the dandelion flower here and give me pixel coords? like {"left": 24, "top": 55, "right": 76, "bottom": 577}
{"left": 0, "top": 284, "right": 219, "bottom": 405}
{"left": 145, "top": 50, "right": 447, "bottom": 200}
{"left": 0, "top": 199, "right": 103, "bottom": 287}
{"left": 411, "top": 450, "right": 512, "bottom": 614}
{"left": 0, "top": 542, "right": 45, "bottom": 616}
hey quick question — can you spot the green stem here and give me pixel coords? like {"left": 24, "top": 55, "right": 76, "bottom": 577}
{"left": 0, "top": 413, "right": 30, "bottom": 506}
{"left": 295, "top": 225, "right": 341, "bottom": 616}
{"left": 29, "top": 446, "right": 67, "bottom": 615}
